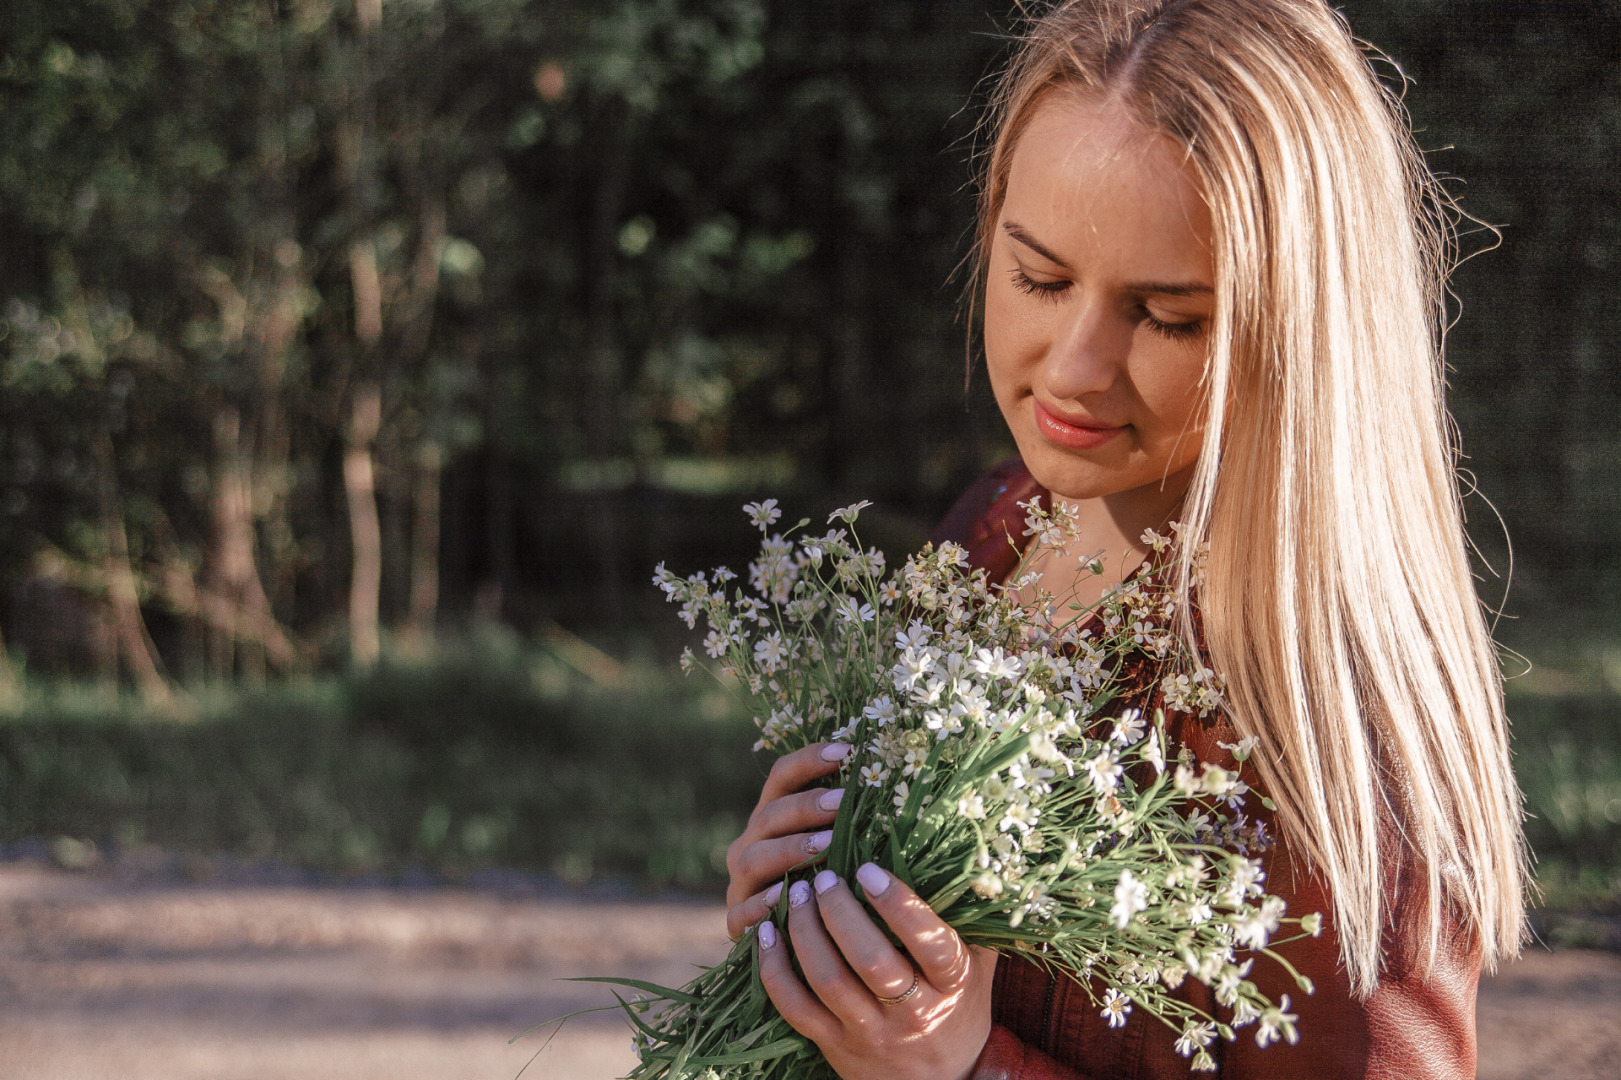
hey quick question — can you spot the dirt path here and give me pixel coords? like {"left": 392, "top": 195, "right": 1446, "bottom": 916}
{"left": 0, "top": 862, "right": 1614, "bottom": 1079}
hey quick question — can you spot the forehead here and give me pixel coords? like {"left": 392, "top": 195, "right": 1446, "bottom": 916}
{"left": 1002, "top": 93, "right": 1212, "bottom": 272}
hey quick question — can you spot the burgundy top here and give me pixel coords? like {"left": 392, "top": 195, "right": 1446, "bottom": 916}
{"left": 932, "top": 459, "right": 1481, "bottom": 1080}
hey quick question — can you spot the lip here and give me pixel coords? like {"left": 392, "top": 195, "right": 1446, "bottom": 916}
{"left": 1033, "top": 400, "right": 1126, "bottom": 451}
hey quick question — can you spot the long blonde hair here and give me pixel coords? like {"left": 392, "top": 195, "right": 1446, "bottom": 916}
{"left": 973, "top": 0, "right": 1526, "bottom": 993}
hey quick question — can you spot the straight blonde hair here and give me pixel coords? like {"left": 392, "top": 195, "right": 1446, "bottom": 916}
{"left": 972, "top": 0, "right": 1526, "bottom": 993}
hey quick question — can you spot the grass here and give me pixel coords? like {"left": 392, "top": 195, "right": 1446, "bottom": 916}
{"left": 0, "top": 626, "right": 763, "bottom": 891}
{"left": 0, "top": 627, "right": 1616, "bottom": 911}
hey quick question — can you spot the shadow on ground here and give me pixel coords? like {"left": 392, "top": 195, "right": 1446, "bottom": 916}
{"left": 0, "top": 861, "right": 1615, "bottom": 1080}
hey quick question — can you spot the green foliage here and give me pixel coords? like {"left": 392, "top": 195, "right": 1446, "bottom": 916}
{"left": 0, "top": 639, "right": 762, "bottom": 887}
{"left": 0, "top": 1, "right": 1615, "bottom": 675}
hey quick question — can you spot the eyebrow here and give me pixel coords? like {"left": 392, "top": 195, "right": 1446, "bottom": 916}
{"left": 1002, "top": 220, "right": 1213, "bottom": 298}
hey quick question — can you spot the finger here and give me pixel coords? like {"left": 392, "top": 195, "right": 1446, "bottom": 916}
{"left": 750, "top": 785, "right": 845, "bottom": 843}
{"left": 786, "top": 878, "right": 876, "bottom": 1024}
{"left": 809, "top": 869, "right": 919, "bottom": 1004}
{"left": 855, "top": 863, "right": 973, "bottom": 992}
{"left": 725, "top": 881, "right": 784, "bottom": 940}
{"left": 756, "top": 918, "right": 838, "bottom": 1044}
{"left": 728, "top": 829, "right": 833, "bottom": 908}
{"left": 756, "top": 743, "right": 852, "bottom": 810}
{"left": 727, "top": 788, "right": 842, "bottom": 903}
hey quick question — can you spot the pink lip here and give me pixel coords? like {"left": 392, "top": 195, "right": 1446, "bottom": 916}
{"left": 1033, "top": 400, "right": 1126, "bottom": 450}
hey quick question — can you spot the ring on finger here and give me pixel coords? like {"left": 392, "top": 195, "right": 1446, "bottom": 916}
{"left": 875, "top": 969, "right": 920, "bottom": 1007}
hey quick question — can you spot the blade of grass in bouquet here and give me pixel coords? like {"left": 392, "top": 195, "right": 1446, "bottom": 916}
{"left": 564, "top": 976, "right": 703, "bottom": 1005}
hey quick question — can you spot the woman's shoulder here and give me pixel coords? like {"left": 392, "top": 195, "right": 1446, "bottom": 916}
{"left": 930, "top": 456, "right": 1049, "bottom": 584}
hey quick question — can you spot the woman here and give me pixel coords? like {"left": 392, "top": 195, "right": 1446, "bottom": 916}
{"left": 723, "top": 2, "right": 1527, "bottom": 1077}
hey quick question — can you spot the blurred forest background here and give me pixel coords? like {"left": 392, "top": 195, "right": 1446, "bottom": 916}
{"left": 0, "top": 0, "right": 1616, "bottom": 922}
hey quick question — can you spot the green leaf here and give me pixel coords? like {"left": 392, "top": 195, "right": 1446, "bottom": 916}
{"left": 565, "top": 975, "right": 701, "bottom": 1005}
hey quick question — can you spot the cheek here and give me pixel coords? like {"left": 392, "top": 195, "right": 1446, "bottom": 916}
{"left": 982, "top": 284, "right": 1043, "bottom": 395}
{"left": 1132, "top": 345, "right": 1209, "bottom": 440}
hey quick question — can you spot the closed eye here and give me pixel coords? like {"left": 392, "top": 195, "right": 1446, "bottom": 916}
{"left": 1143, "top": 313, "right": 1205, "bottom": 341}
{"left": 1009, "top": 268, "right": 1070, "bottom": 303}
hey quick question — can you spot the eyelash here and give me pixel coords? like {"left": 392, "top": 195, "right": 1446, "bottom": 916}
{"left": 1009, "top": 269, "right": 1205, "bottom": 341}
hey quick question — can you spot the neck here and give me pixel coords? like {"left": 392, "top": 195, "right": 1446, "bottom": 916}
{"left": 1022, "top": 462, "right": 1195, "bottom": 614}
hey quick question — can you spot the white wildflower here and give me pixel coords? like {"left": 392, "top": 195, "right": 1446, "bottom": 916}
{"left": 743, "top": 499, "right": 781, "bottom": 531}
{"left": 1175, "top": 1021, "right": 1216, "bottom": 1059}
{"left": 1085, "top": 750, "right": 1123, "bottom": 796}
{"left": 827, "top": 500, "right": 873, "bottom": 524}
{"left": 1255, "top": 996, "right": 1299, "bottom": 1048}
{"left": 1111, "top": 708, "right": 1146, "bottom": 746}
{"left": 1111, "top": 869, "right": 1149, "bottom": 929}
{"left": 1100, "top": 988, "right": 1132, "bottom": 1029}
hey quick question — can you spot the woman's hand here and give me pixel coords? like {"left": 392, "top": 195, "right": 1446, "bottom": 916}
{"left": 758, "top": 863, "right": 995, "bottom": 1080}
{"left": 724, "top": 742, "right": 852, "bottom": 939}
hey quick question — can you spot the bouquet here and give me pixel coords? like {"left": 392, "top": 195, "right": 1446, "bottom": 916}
{"left": 573, "top": 497, "right": 1318, "bottom": 1077}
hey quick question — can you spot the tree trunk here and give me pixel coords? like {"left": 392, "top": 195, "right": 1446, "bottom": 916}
{"left": 405, "top": 442, "right": 442, "bottom": 643}
{"left": 345, "top": 382, "right": 384, "bottom": 667}
{"left": 93, "top": 431, "right": 173, "bottom": 707}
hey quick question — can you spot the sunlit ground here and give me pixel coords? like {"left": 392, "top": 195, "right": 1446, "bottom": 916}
{"left": 0, "top": 862, "right": 1616, "bottom": 1080}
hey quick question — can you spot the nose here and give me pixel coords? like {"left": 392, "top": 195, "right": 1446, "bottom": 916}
{"left": 1042, "top": 292, "right": 1131, "bottom": 402}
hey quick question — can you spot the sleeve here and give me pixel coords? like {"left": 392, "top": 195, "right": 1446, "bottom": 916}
{"left": 971, "top": 1025, "right": 1093, "bottom": 1080}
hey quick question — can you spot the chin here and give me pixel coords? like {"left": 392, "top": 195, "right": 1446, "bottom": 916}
{"left": 1012, "top": 439, "right": 1122, "bottom": 502}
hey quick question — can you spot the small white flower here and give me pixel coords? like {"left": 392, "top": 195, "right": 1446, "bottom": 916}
{"left": 892, "top": 781, "right": 911, "bottom": 815}
{"left": 862, "top": 695, "right": 897, "bottom": 726}
{"left": 1100, "top": 988, "right": 1132, "bottom": 1028}
{"left": 1214, "top": 959, "right": 1255, "bottom": 1006}
{"left": 1175, "top": 1021, "right": 1216, "bottom": 1059}
{"left": 1255, "top": 996, "right": 1299, "bottom": 1048}
{"left": 703, "top": 629, "right": 730, "bottom": 658}
{"left": 1219, "top": 734, "right": 1260, "bottom": 762}
{"left": 743, "top": 499, "right": 781, "bottom": 531}
{"left": 1084, "top": 751, "right": 1123, "bottom": 795}
{"left": 1143, "top": 726, "right": 1165, "bottom": 774}
{"left": 1111, "top": 708, "right": 1146, "bottom": 746}
{"left": 827, "top": 499, "right": 873, "bottom": 524}
{"left": 859, "top": 762, "right": 890, "bottom": 788}
{"left": 753, "top": 632, "right": 789, "bottom": 674}
{"left": 1110, "top": 869, "right": 1149, "bottom": 929}
{"left": 957, "top": 791, "right": 986, "bottom": 819}
{"left": 969, "top": 646, "right": 1024, "bottom": 681}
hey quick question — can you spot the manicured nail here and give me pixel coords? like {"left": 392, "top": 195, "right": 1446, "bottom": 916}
{"left": 806, "top": 830, "right": 833, "bottom": 853}
{"left": 759, "top": 920, "right": 777, "bottom": 948}
{"left": 856, "top": 862, "right": 891, "bottom": 897}
{"left": 789, "top": 880, "right": 813, "bottom": 908}
{"left": 814, "top": 869, "right": 839, "bottom": 895}
{"left": 762, "top": 882, "right": 783, "bottom": 906}
{"left": 818, "top": 788, "right": 845, "bottom": 812}
{"left": 820, "top": 743, "right": 852, "bottom": 762}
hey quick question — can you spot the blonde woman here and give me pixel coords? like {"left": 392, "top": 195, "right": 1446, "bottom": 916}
{"left": 722, "top": 1, "right": 1528, "bottom": 1076}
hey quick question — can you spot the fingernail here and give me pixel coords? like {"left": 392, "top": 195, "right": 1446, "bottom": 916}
{"left": 762, "top": 882, "right": 783, "bottom": 906}
{"left": 814, "top": 869, "right": 839, "bottom": 895}
{"left": 856, "top": 862, "right": 891, "bottom": 897}
{"left": 820, "top": 743, "right": 852, "bottom": 762}
{"left": 759, "top": 920, "right": 776, "bottom": 948}
{"left": 789, "top": 880, "right": 812, "bottom": 908}
{"left": 806, "top": 830, "right": 833, "bottom": 853}
{"left": 817, "top": 788, "right": 845, "bottom": 812}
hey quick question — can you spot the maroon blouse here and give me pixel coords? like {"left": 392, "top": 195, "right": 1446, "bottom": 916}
{"left": 931, "top": 459, "right": 1481, "bottom": 1080}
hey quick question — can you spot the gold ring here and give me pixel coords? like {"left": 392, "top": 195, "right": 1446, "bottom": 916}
{"left": 875, "top": 970, "right": 920, "bottom": 1007}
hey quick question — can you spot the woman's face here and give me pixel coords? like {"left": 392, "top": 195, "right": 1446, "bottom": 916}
{"left": 984, "top": 94, "right": 1214, "bottom": 503}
